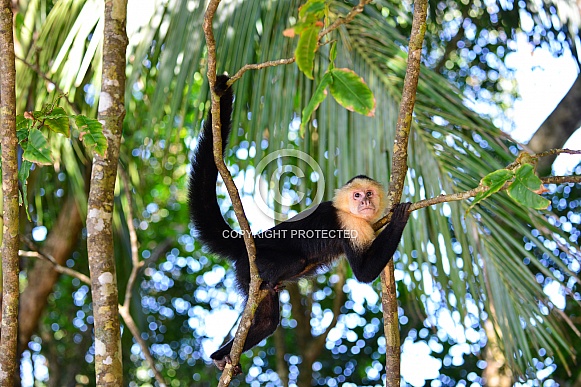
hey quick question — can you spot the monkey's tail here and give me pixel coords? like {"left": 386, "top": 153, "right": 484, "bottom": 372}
{"left": 188, "top": 75, "right": 246, "bottom": 262}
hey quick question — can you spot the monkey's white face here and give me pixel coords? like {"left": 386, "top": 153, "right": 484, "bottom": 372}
{"left": 348, "top": 187, "right": 381, "bottom": 221}
{"left": 333, "top": 177, "right": 387, "bottom": 224}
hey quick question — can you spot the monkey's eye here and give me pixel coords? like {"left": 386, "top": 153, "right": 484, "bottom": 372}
{"left": 354, "top": 192, "right": 361, "bottom": 199}
{"left": 366, "top": 191, "right": 373, "bottom": 197}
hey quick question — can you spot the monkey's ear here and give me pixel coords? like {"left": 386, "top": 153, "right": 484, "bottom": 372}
{"left": 214, "top": 74, "right": 231, "bottom": 96}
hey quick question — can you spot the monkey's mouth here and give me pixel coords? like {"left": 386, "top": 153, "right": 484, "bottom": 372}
{"left": 359, "top": 206, "right": 375, "bottom": 213}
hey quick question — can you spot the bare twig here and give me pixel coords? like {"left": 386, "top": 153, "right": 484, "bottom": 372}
{"left": 543, "top": 175, "right": 581, "bottom": 185}
{"left": 19, "top": 236, "right": 91, "bottom": 285}
{"left": 116, "top": 167, "right": 167, "bottom": 387}
{"left": 118, "top": 167, "right": 143, "bottom": 309}
{"left": 534, "top": 148, "right": 581, "bottom": 159}
{"left": 19, "top": 194, "right": 166, "bottom": 386}
{"left": 23, "top": 232, "right": 168, "bottom": 386}
{"left": 229, "top": 58, "right": 296, "bottom": 85}
{"left": 118, "top": 308, "right": 167, "bottom": 387}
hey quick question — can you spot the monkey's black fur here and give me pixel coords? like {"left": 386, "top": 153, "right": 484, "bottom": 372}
{"left": 188, "top": 75, "right": 411, "bottom": 366}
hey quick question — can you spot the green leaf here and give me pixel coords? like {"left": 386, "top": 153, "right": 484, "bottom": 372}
{"left": 44, "top": 107, "right": 70, "bottom": 135}
{"left": 298, "top": 0, "right": 326, "bottom": 20}
{"left": 328, "top": 68, "right": 375, "bottom": 116}
{"left": 75, "top": 115, "right": 107, "bottom": 156}
{"left": 18, "top": 160, "right": 33, "bottom": 220}
{"left": 295, "top": 24, "right": 321, "bottom": 80}
{"left": 300, "top": 72, "right": 334, "bottom": 136}
{"left": 329, "top": 41, "right": 337, "bottom": 65}
{"left": 22, "top": 128, "right": 52, "bottom": 165}
{"left": 16, "top": 114, "right": 31, "bottom": 143}
{"left": 467, "top": 169, "right": 514, "bottom": 213}
{"left": 507, "top": 164, "right": 550, "bottom": 209}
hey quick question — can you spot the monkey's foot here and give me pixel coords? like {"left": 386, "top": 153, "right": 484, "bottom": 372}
{"left": 261, "top": 281, "right": 285, "bottom": 292}
{"left": 213, "top": 355, "right": 242, "bottom": 376}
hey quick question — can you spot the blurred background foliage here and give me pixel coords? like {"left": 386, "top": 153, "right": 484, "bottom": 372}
{"left": 8, "top": 0, "right": 581, "bottom": 386}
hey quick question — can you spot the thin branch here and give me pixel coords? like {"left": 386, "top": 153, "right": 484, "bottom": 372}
{"left": 380, "top": 0, "right": 429, "bottom": 386}
{"left": 534, "top": 148, "right": 581, "bottom": 159}
{"left": 118, "top": 307, "right": 167, "bottom": 387}
{"left": 229, "top": 58, "right": 295, "bottom": 86}
{"left": 19, "top": 237, "right": 91, "bottom": 285}
{"left": 15, "top": 55, "right": 80, "bottom": 114}
{"left": 203, "top": 1, "right": 267, "bottom": 385}
{"left": 228, "top": 0, "right": 371, "bottom": 84}
{"left": 118, "top": 167, "right": 143, "bottom": 309}
{"left": 543, "top": 175, "right": 581, "bottom": 185}
{"left": 116, "top": 167, "right": 168, "bottom": 386}
{"left": 318, "top": 0, "right": 372, "bottom": 38}
{"left": 23, "top": 232, "right": 168, "bottom": 386}
{"left": 374, "top": 174, "right": 581, "bottom": 230}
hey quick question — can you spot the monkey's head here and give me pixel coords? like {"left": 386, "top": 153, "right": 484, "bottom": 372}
{"left": 333, "top": 175, "right": 387, "bottom": 223}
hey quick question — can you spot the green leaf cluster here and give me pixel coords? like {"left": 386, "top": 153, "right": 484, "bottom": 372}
{"left": 468, "top": 163, "right": 550, "bottom": 212}
{"left": 15, "top": 102, "right": 105, "bottom": 215}
{"left": 293, "top": 0, "right": 326, "bottom": 79}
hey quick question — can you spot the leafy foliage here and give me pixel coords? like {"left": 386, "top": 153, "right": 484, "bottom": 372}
{"left": 508, "top": 164, "right": 550, "bottom": 209}
{"left": 75, "top": 115, "right": 108, "bottom": 156}
{"left": 469, "top": 162, "right": 550, "bottom": 212}
{"left": 15, "top": 101, "right": 105, "bottom": 216}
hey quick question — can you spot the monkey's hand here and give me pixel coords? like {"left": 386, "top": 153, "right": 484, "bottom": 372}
{"left": 213, "top": 355, "right": 243, "bottom": 376}
{"left": 392, "top": 202, "right": 412, "bottom": 222}
{"left": 214, "top": 74, "right": 231, "bottom": 97}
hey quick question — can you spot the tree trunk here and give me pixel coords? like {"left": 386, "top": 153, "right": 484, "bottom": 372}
{"left": 86, "top": 0, "right": 128, "bottom": 385}
{"left": 527, "top": 74, "right": 581, "bottom": 176}
{"left": 0, "top": 0, "right": 20, "bottom": 383}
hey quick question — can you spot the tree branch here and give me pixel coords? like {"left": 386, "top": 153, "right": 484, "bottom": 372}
{"left": 19, "top": 238, "right": 91, "bottom": 285}
{"left": 534, "top": 148, "right": 581, "bottom": 159}
{"left": 118, "top": 167, "right": 142, "bottom": 310}
{"left": 318, "top": 0, "right": 373, "bottom": 38}
{"left": 203, "top": 2, "right": 267, "bottom": 385}
{"left": 22, "top": 226, "right": 169, "bottom": 387}
{"left": 117, "top": 167, "right": 168, "bottom": 387}
{"left": 379, "top": 1, "right": 429, "bottom": 385}
{"left": 228, "top": 0, "right": 372, "bottom": 84}
{"left": 372, "top": 155, "right": 581, "bottom": 231}
{"left": 15, "top": 55, "right": 80, "bottom": 114}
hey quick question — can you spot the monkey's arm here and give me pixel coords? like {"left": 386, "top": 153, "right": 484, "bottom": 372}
{"left": 345, "top": 202, "right": 412, "bottom": 283}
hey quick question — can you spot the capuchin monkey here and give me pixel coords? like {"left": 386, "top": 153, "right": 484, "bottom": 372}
{"left": 188, "top": 75, "right": 411, "bottom": 373}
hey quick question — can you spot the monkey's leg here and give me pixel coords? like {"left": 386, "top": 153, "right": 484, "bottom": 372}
{"left": 210, "top": 289, "right": 280, "bottom": 373}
